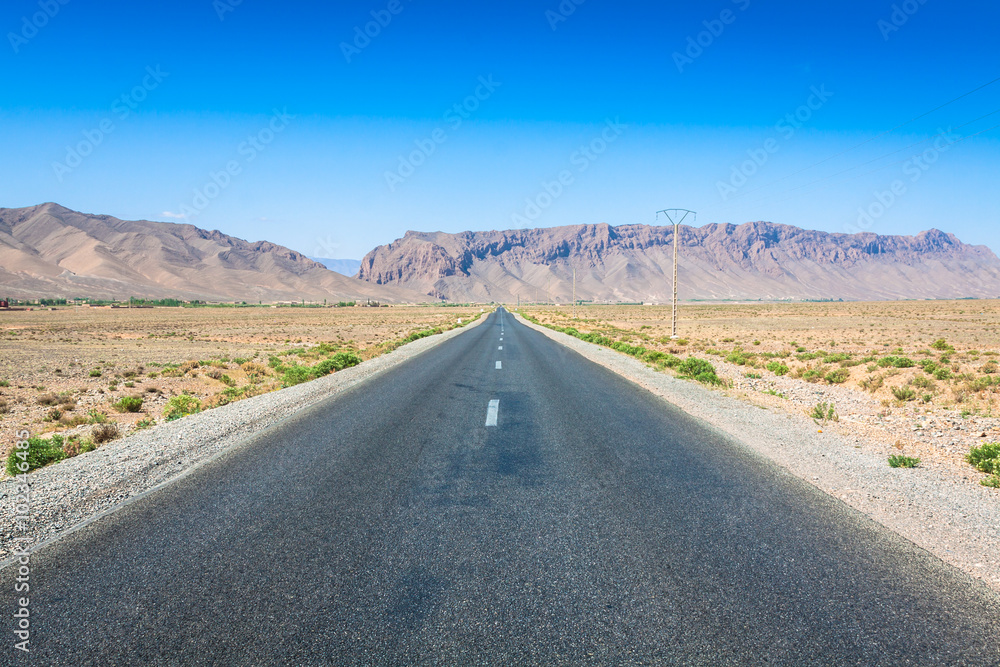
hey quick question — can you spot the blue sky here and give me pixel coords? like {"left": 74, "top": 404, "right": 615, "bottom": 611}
{"left": 1, "top": 0, "right": 998, "bottom": 259}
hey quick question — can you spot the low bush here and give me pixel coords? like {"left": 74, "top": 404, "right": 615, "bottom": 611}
{"left": 931, "top": 338, "right": 954, "bottom": 352}
{"left": 92, "top": 423, "right": 120, "bottom": 444}
{"left": 933, "top": 368, "right": 953, "bottom": 381}
{"left": 6, "top": 435, "right": 67, "bottom": 475}
{"left": 891, "top": 386, "right": 917, "bottom": 401}
{"left": 810, "top": 402, "right": 838, "bottom": 423}
{"left": 888, "top": 455, "right": 920, "bottom": 468}
{"left": 677, "top": 358, "right": 722, "bottom": 385}
{"left": 860, "top": 375, "right": 884, "bottom": 393}
{"left": 726, "top": 350, "right": 753, "bottom": 366}
{"left": 164, "top": 394, "right": 202, "bottom": 420}
{"left": 241, "top": 362, "right": 269, "bottom": 383}
{"left": 114, "top": 396, "right": 144, "bottom": 413}
{"left": 967, "top": 442, "right": 1000, "bottom": 475}
{"left": 879, "top": 356, "right": 915, "bottom": 369}
{"left": 825, "top": 368, "right": 851, "bottom": 384}
{"left": 766, "top": 361, "right": 790, "bottom": 376}
{"left": 281, "top": 365, "right": 313, "bottom": 387}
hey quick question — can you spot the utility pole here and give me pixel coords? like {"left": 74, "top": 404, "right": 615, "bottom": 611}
{"left": 655, "top": 209, "right": 696, "bottom": 339}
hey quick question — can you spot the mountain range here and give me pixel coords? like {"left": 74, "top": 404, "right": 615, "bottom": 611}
{"left": 2, "top": 204, "right": 998, "bottom": 304}
{"left": 0, "top": 204, "right": 424, "bottom": 302}
{"left": 357, "top": 222, "right": 1000, "bottom": 302}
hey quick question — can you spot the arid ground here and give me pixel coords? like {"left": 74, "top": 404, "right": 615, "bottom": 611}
{"left": 0, "top": 305, "right": 481, "bottom": 467}
{"left": 523, "top": 300, "right": 1000, "bottom": 487}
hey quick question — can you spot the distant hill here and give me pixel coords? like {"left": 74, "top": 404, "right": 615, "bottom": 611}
{"left": 308, "top": 257, "right": 361, "bottom": 277}
{"left": 357, "top": 222, "right": 1000, "bottom": 302}
{"left": 0, "top": 204, "right": 427, "bottom": 303}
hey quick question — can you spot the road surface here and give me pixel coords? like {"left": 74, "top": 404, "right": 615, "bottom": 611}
{"left": 3, "top": 308, "right": 1000, "bottom": 665}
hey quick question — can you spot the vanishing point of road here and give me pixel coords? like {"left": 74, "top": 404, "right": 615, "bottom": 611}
{"left": 3, "top": 308, "right": 999, "bottom": 665}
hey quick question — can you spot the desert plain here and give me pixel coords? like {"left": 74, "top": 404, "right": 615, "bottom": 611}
{"left": 0, "top": 304, "right": 480, "bottom": 467}
{"left": 522, "top": 299, "right": 1000, "bottom": 487}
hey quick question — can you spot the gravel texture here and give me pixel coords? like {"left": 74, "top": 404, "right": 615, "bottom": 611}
{"left": 0, "top": 314, "right": 486, "bottom": 561}
{"left": 518, "top": 314, "right": 1000, "bottom": 592}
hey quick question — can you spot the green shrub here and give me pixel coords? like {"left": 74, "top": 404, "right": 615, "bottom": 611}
{"left": 312, "top": 351, "right": 363, "bottom": 376}
{"left": 933, "top": 368, "right": 953, "bottom": 380}
{"left": 981, "top": 475, "right": 1000, "bottom": 488}
{"left": 822, "top": 353, "right": 852, "bottom": 364}
{"left": 6, "top": 435, "right": 67, "bottom": 475}
{"left": 810, "top": 402, "right": 837, "bottom": 423}
{"left": 825, "top": 368, "right": 851, "bottom": 384}
{"left": 89, "top": 369, "right": 102, "bottom": 377}
{"left": 114, "top": 396, "right": 144, "bottom": 413}
{"left": 726, "top": 350, "right": 753, "bottom": 366}
{"left": 766, "top": 361, "right": 790, "bottom": 376}
{"left": 281, "top": 365, "right": 313, "bottom": 387}
{"left": 891, "top": 386, "right": 917, "bottom": 401}
{"left": 967, "top": 442, "right": 1000, "bottom": 475}
{"left": 888, "top": 455, "right": 920, "bottom": 468}
{"left": 931, "top": 338, "right": 954, "bottom": 352}
{"left": 164, "top": 394, "right": 202, "bottom": 420}
{"left": 677, "top": 358, "right": 722, "bottom": 385}
{"left": 879, "top": 356, "right": 915, "bottom": 369}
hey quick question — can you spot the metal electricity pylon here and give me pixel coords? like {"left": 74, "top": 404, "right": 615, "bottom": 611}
{"left": 655, "top": 208, "right": 696, "bottom": 339}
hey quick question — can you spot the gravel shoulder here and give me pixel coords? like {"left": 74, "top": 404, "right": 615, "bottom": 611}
{"left": 517, "top": 314, "right": 1000, "bottom": 592}
{"left": 0, "top": 314, "right": 486, "bottom": 562}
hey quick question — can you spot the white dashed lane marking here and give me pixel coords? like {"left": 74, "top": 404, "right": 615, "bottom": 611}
{"left": 496, "top": 361, "right": 502, "bottom": 369}
{"left": 485, "top": 399, "right": 500, "bottom": 426}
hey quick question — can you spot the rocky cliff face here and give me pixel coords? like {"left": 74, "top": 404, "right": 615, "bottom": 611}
{"left": 357, "top": 222, "right": 1000, "bottom": 302}
{"left": 0, "top": 203, "right": 426, "bottom": 302}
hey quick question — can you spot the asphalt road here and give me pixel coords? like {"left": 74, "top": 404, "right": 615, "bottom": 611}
{"left": 3, "top": 308, "right": 1000, "bottom": 665}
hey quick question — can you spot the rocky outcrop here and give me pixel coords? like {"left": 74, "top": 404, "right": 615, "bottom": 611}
{"left": 357, "top": 222, "right": 1000, "bottom": 302}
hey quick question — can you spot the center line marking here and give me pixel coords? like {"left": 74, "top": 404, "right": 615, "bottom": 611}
{"left": 498, "top": 346, "right": 502, "bottom": 350}
{"left": 485, "top": 399, "right": 500, "bottom": 426}
{"left": 495, "top": 360, "right": 502, "bottom": 369}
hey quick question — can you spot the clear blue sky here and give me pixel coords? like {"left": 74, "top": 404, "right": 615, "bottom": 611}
{"left": 2, "top": 0, "right": 998, "bottom": 259}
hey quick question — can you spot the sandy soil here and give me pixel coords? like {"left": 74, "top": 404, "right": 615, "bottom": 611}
{"left": 523, "top": 300, "right": 1000, "bottom": 488}
{"left": 0, "top": 305, "right": 482, "bottom": 465}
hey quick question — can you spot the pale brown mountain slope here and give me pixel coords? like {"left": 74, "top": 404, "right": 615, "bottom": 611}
{"left": 357, "top": 222, "right": 1000, "bottom": 302}
{"left": 0, "top": 204, "right": 427, "bottom": 302}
